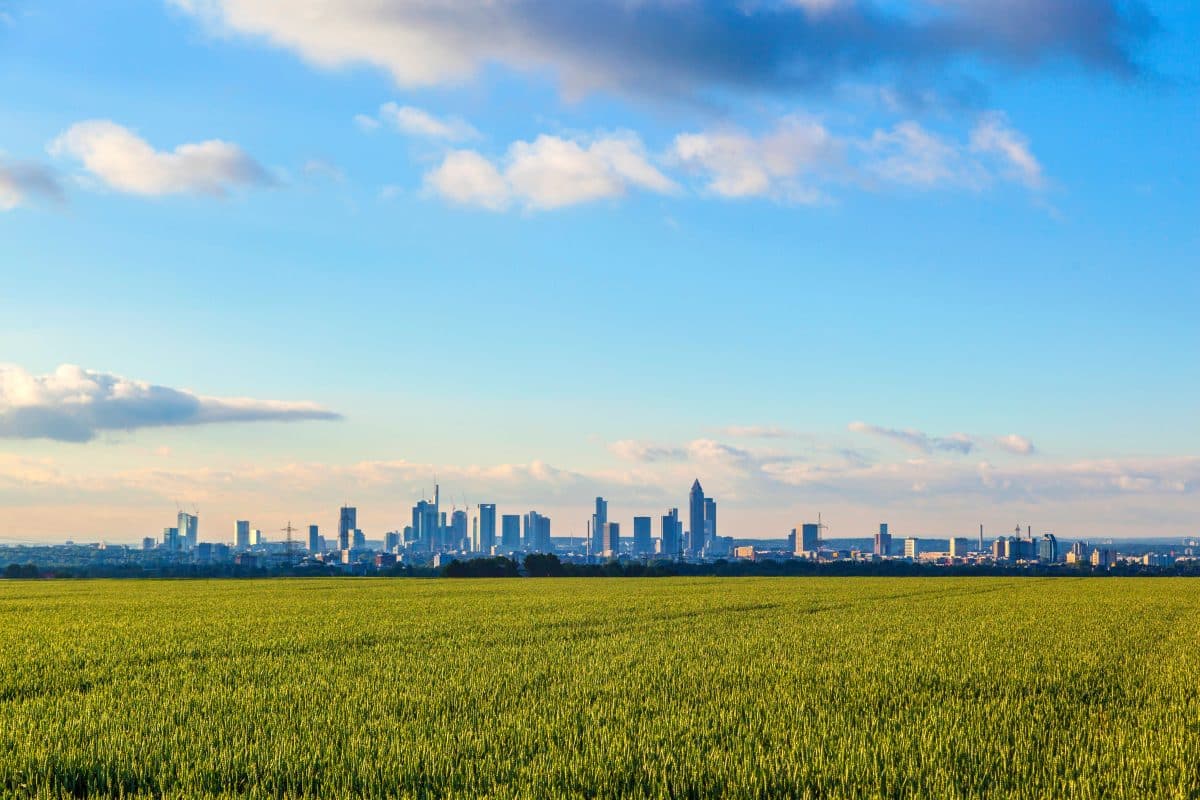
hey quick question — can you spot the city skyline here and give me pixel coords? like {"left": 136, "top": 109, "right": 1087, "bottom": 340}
{"left": 1, "top": 1, "right": 1198, "bottom": 542}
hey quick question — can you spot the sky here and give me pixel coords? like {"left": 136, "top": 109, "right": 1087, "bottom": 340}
{"left": 0, "top": 0, "right": 1197, "bottom": 544}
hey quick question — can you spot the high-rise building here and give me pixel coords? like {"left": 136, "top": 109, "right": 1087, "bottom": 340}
{"left": 688, "top": 480, "right": 706, "bottom": 558}
{"left": 874, "top": 523, "right": 892, "bottom": 557}
{"left": 949, "top": 537, "right": 972, "bottom": 558}
{"left": 477, "top": 504, "right": 497, "bottom": 552}
{"left": 385, "top": 531, "right": 400, "bottom": 552}
{"left": 904, "top": 537, "right": 920, "bottom": 559}
{"left": 352, "top": 529, "right": 366, "bottom": 550}
{"left": 308, "top": 524, "right": 320, "bottom": 552}
{"left": 250, "top": 528, "right": 264, "bottom": 547}
{"left": 411, "top": 499, "right": 441, "bottom": 550}
{"left": 338, "top": 506, "right": 357, "bottom": 551}
{"left": 524, "top": 511, "right": 551, "bottom": 552}
{"left": 591, "top": 497, "right": 608, "bottom": 558}
{"left": 660, "top": 508, "right": 681, "bottom": 558}
{"left": 601, "top": 522, "right": 620, "bottom": 559}
{"left": 450, "top": 509, "right": 468, "bottom": 550}
{"left": 162, "top": 526, "right": 179, "bottom": 550}
{"left": 234, "top": 520, "right": 250, "bottom": 549}
{"left": 1039, "top": 533, "right": 1058, "bottom": 563}
{"left": 632, "top": 516, "right": 652, "bottom": 556}
{"left": 798, "top": 523, "right": 820, "bottom": 554}
{"left": 177, "top": 512, "right": 198, "bottom": 551}
{"left": 704, "top": 497, "right": 717, "bottom": 545}
{"left": 501, "top": 514, "right": 521, "bottom": 549}
{"left": 142, "top": 537, "right": 155, "bottom": 551}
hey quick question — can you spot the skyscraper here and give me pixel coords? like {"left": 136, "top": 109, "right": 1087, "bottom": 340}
{"left": 523, "top": 511, "right": 551, "bottom": 552}
{"left": 874, "top": 523, "right": 891, "bottom": 557}
{"left": 338, "top": 506, "right": 357, "bottom": 551}
{"left": 177, "top": 511, "right": 198, "bottom": 551}
{"left": 601, "top": 522, "right": 620, "bottom": 558}
{"left": 797, "top": 523, "right": 819, "bottom": 553}
{"left": 904, "top": 538, "right": 920, "bottom": 559}
{"left": 1039, "top": 533, "right": 1059, "bottom": 563}
{"left": 308, "top": 524, "right": 319, "bottom": 552}
{"left": 591, "top": 497, "right": 608, "bottom": 558}
{"left": 704, "top": 497, "right": 716, "bottom": 542}
{"left": 477, "top": 504, "right": 497, "bottom": 552}
{"left": 661, "top": 508, "right": 681, "bottom": 558}
{"left": 234, "top": 520, "right": 250, "bottom": 549}
{"left": 450, "top": 509, "right": 468, "bottom": 550}
{"left": 501, "top": 514, "right": 521, "bottom": 549}
{"left": 412, "top": 500, "right": 440, "bottom": 550}
{"left": 632, "top": 516, "right": 652, "bottom": 556}
{"left": 688, "top": 479, "right": 705, "bottom": 558}
{"left": 162, "top": 526, "right": 179, "bottom": 550}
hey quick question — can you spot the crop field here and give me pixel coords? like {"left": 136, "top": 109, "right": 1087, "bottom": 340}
{"left": 0, "top": 577, "right": 1197, "bottom": 799}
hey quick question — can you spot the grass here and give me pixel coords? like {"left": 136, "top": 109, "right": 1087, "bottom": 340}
{"left": 1, "top": 577, "right": 1197, "bottom": 798}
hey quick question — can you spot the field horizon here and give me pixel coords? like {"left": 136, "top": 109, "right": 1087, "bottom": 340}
{"left": 2, "top": 576, "right": 1197, "bottom": 798}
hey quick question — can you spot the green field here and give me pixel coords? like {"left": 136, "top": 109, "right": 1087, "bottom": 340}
{"left": 1, "top": 577, "right": 1197, "bottom": 799}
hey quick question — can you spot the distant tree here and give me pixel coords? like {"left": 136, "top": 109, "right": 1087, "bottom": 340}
{"left": 523, "top": 553, "right": 565, "bottom": 577}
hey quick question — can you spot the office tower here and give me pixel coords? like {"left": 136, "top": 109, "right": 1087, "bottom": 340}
{"left": 177, "top": 511, "right": 198, "bottom": 551}
{"left": 385, "top": 531, "right": 400, "bottom": 552}
{"left": 450, "top": 509, "right": 468, "bottom": 549}
{"left": 688, "top": 480, "right": 706, "bottom": 557}
{"left": 874, "top": 523, "right": 892, "bottom": 556}
{"left": 308, "top": 524, "right": 320, "bottom": 552}
{"left": 800, "top": 523, "right": 820, "bottom": 553}
{"left": 352, "top": 529, "right": 366, "bottom": 550}
{"left": 704, "top": 497, "right": 717, "bottom": 541}
{"left": 235, "top": 520, "right": 250, "bottom": 549}
{"left": 602, "top": 522, "right": 620, "bottom": 558}
{"left": 162, "top": 526, "right": 179, "bottom": 550}
{"left": 904, "top": 537, "right": 920, "bottom": 559}
{"left": 950, "top": 537, "right": 972, "bottom": 558}
{"left": 411, "top": 499, "right": 441, "bottom": 550}
{"left": 338, "top": 506, "right": 357, "bottom": 551}
{"left": 523, "top": 511, "right": 551, "bottom": 552}
{"left": 591, "top": 497, "right": 608, "bottom": 557}
{"left": 142, "top": 537, "right": 155, "bottom": 551}
{"left": 250, "top": 528, "right": 264, "bottom": 546}
{"left": 1039, "top": 533, "right": 1058, "bottom": 563}
{"left": 632, "top": 516, "right": 652, "bottom": 556}
{"left": 478, "top": 504, "right": 497, "bottom": 552}
{"left": 661, "top": 508, "right": 681, "bottom": 558}
{"left": 501, "top": 514, "right": 521, "bottom": 549}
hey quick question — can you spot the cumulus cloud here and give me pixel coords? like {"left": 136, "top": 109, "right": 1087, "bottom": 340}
{"left": 169, "top": 0, "right": 1154, "bottom": 101}
{"left": 374, "top": 102, "right": 480, "bottom": 141}
{"left": 425, "top": 132, "right": 677, "bottom": 211}
{"left": 49, "top": 120, "right": 272, "bottom": 196}
{"left": 848, "top": 421, "right": 977, "bottom": 454}
{"left": 995, "top": 434, "right": 1037, "bottom": 455}
{"left": 672, "top": 117, "right": 841, "bottom": 201}
{"left": 0, "top": 158, "right": 64, "bottom": 210}
{"left": 0, "top": 364, "right": 340, "bottom": 442}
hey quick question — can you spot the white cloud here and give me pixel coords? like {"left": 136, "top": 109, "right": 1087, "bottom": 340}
{"left": 0, "top": 158, "right": 63, "bottom": 210}
{"left": 0, "top": 363, "right": 340, "bottom": 442}
{"left": 377, "top": 102, "right": 479, "bottom": 141}
{"left": 424, "top": 150, "right": 511, "bottom": 210}
{"left": 48, "top": 120, "right": 272, "bottom": 196}
{"left": 425, "top": 132, "right": 676, "bottom": 211}
{"left": 672, "top": 117, "right": 840, "bottom": 201}
{"left": 849, "top": 421, "right": 977, "bottom": 454}
{"left": 717, "top": 425, "right": 802, "bottom": 439}
{"left": 995, "top": 434, "right": 1037, "bottom": 455}
{"left": 970, "top": 112, "right": 1044, "bottom": 189}
{"left": 863, "top": 121, "right": 987, "bottom": 190}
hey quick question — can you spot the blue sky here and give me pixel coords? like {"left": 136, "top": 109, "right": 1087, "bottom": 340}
{"left": 0, "top": 0, "right": 1196, "bottom": 542}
